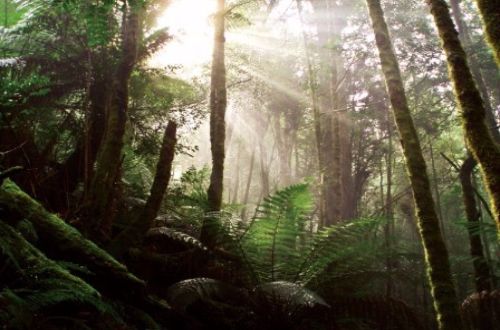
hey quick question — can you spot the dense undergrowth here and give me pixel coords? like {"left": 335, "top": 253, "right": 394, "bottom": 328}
{"left": 0, "top": 177, "right": 431, "bottom": 329}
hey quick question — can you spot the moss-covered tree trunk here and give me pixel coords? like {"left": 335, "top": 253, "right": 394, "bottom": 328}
{"left": 200, "top": 0, "right": 227, "bottom": 247}
{"left": 365, "top": 1, "right": 463, "bottom": 329}
{"left": 426, "top": 0, "right": 500, "bottom": 234}
{"left": 86, "top": 3, "right": 141, "bottom": 240}
{"left": 140, "top": 121, "right": 177, "bottom": 230}
{"left": 472, "top": 0, "right": 500, "bottom": 65}
{"left": 109, "top": 121, "right": 177, "bottom": 254}
{"left": 449, "top": 0, "right": 500, "bottom": 143}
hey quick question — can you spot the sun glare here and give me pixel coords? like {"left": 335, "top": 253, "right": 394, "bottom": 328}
{"left": 149, "top": 0, "right": 216, "bottom": 76}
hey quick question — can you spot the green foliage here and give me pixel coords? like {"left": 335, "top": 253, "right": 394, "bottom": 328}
{"left": 241, "top": 183, "right": 313, "bottom": 282}
{"left": 122, "top": 145, "right": 154, "bottom": 198}
{"left": 168, "top": 166, "right": 210, "bottom": 214}
{"left": 83, "top": 0, "right": 118, "bottom": 47}
{"left": 0, "top": 220, "right": 119, "bottom": 329}
{"left": 0, "top": 0, "right": 25, "bottom": 27}
{"left": 253, "top": 281, "right": 330, "bottom": 309}
{"left": 240, "top": 184, "right": 380, "bottom": 285}
{"left": 166, "top": 277, "right": 244, "bottom": 312}
{"left": 146, "top": 226, "right": 208, "bottom": 252}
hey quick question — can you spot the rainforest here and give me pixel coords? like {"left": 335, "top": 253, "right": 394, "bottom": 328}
{"left": 0, "top": 0, "right": 499, "bottom": 329}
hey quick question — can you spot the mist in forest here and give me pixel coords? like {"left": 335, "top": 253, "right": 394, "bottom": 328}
{"left": 0, "top": 0, "right": 499, "bottom": 329}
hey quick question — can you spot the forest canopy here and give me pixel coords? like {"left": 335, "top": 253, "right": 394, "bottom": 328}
{"left": 0, "top": 0, "right": 499, "bottom": 329}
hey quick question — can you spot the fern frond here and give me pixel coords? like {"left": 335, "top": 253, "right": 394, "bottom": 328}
{"left": 297, "top": 218, "right": 381, "bottom": 285}
{"left": 254, "top": 281, "right": 330, "bottom": 309}
{"left": 166, "top": 277, "right": 245, "bottom": 313}
{"left": 145, "top": 226, "right": 208, "bottom": 252}
{"left": 241, "top": 184, "right": 313, "bottom": 283}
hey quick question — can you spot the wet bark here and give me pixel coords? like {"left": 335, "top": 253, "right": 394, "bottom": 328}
{"left": 366, "top": 1, "right": 463, "bottom": 329}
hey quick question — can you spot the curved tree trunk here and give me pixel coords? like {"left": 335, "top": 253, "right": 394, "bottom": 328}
{"left": 427, "top": 0, "right": 500, "bottom": 234}
{"left": 109, "top": 121, "right": 177, "bottom": 254}
{"left": 200, "top": 0, "right": 227, "bottom": 247}
{"left": 140, "top": 121, "right": 177, "bottom": 231}
{"left": 472, "top": 0, "right": 500, "bottom": 65}
{"left": 365, "top": 1, "right": 463, "bottom": 329}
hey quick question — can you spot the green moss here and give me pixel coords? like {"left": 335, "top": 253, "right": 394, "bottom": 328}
{"left": 366, "top": 1, "right": 463, "bottom": 329}
{"left": 428, "top": 0, "right": 500, "bottom": 235}
{"left": 474, "top": 0, "right": 500, "bottom": 66}
{"left": 0, "top": 220, "right": 105, "bottom": 327}
{"left": 0, "top": 179, "right": 145, "bottom": 292}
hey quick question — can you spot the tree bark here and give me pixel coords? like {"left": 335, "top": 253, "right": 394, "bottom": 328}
{"left": 427, "top": 0, "right": 500, "bottom": 234}
{"left": 449, "top": 0, "right": 500, "bottom": 143}
{"left": 385, "top": 112, "right": 394, "bottom": 298}
{"left": 459, "top": 156, "right": 494, "bottom": 330}
{"left": 109, "top": 121, "right": 177, "bottom": 255}
{"left": 366, "top": 1, "right": 463, "bottom": 329}
{"left": 296, "top": 0, "right": 325, "bottom": 224}
{"left": 86, "top": 2, "right": 141, "bottom": 240}
{"left": 141, "top": 122, "right": 177, "bottom": 230}
{"left": 201, "top": 0, "right": 227, "bottom": 247}
{"left": 472, "top": 0, "right": 500, "bottom": 65}
{"left": 309, "top": 0, "right": 344, "bottom": 226}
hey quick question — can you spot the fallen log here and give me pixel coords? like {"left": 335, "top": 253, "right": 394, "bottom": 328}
{"left": 0, "top": 179, "right": 196, "bottom": 328}
{"left": 0, "top": 220, "right": 116, "bottom": 327}
{"left": 0, "top": 179, "right": 145, "bottom": 296}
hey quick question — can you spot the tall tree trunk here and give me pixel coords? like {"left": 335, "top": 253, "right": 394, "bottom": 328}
{"left": 430, "top": 143, "right": 446, "bottom": 238}
{"left": 459, "top": 156, "right": 493, "bottom": 292}
{"left": 296, "top": 0, "right": 324, "bottom": 224}
{"left": 84, "top": 72, "right": 111, "bottom": 194}
{"left": 459, "top": 156, "right": 493, "bottom": 330}
{"left": 366, "top": 1, "right": 463, "bottom": 329}
{"left": 472, "top": 0, "right": 500, "bottom": 65}
{"left": 385, "top": 112, "right": 394, "bottom": 298}
{"left": 427, "top": 0, "right": 500, "bottom": 233}
{"left": 241, "top": 148, "right": 255, "bottom": 221}
{"left": 200, "top": 0, "right": 227, "bottom": 247}
{"left": 449, "top": 0, "right": 500, "bottom": 143}
{"left": 85, "top": 2, "right": 140, "bottom": 241}
{"left": 310, "top": 0, "right": 344, "bottom": 226}
{"left": 231, "top": 142, "right": 241, "bottom": 204}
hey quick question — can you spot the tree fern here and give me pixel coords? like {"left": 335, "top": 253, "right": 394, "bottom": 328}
{"left": 239, "top": 184, "right": 380, "bottom": 285}
{"left": 241, "top": 184, "right": 313, "bottom": 283}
